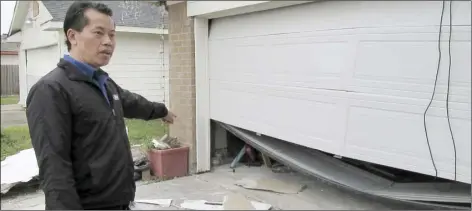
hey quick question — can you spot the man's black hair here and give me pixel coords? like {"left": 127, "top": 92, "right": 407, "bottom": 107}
{"left": 63, "top": 1, "right": 113, "bottom": 51}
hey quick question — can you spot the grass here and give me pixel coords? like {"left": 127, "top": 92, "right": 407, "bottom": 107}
{"left": 1, "top": 125, "right": 31, "bottom": 161}
{"left": 125, "top": 119, "right": 167, "bottom": 146}
{"left": 1, "top": 95, "right": 19, "bottom": 105}
{"left": 1, "top": 119, "right": 167, "bottom": 161}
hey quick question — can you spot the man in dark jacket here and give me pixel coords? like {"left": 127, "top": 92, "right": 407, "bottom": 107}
{"left": 25, "top": 1, "right": 176, "bottom": 210}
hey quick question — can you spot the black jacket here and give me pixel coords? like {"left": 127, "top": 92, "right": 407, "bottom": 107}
{"left": 26, "top": 59, "right": 168, "bottom": 210}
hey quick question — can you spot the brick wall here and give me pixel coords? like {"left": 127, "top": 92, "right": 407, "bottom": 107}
{"left": 168, "top": 2, "right": 197, "bottom": 173}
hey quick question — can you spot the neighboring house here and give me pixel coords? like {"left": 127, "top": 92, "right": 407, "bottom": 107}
{"left": 8, "top": 1, "right": 169, "bottom": 107}
{"left": 165, "top": 0, "right": 471, "bottom": 201}
{"left": 1, "top": 34, "right": 20, "bottom": 65}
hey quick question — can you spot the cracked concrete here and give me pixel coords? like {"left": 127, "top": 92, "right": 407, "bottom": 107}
{"left": 1, "top": 165, "right": 426, "bottom": 210}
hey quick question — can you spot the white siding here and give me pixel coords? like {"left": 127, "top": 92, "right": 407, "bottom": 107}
{"left": 35, "top": 1, "right": 54, "bottom": 26}
{"left": 105, "top": 32, "right": 169, "bottom": 104}
{"left": 20, "top": 1, "right": 56, "bottom": 50}
{"left": 19, "top": 2, "right": 169, "bottom": 106}
{"left": 59, "top": 31, "right": 170, "bottom": 104}
{"left": 208, "top": 1, "right": 471, "bottom": 183}
{"left": 19, "top": 1, "right": 58, "bottom": 106}
{"left": 25, "top": 45, "right": 60, "bottom": 94}
{"left": 1, "top": 55, "right": 19, "bottom": 65}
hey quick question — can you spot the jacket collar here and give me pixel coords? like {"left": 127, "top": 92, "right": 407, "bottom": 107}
{"left": 63, "top": 55, "right": 96, "bottom": 79}
{"left": 57, "top": 58, "right": 109, "bottom": 82}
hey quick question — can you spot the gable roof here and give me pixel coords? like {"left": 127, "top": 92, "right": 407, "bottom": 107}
{"left": 42, "top": 1, "right": 168, "bottom": 29}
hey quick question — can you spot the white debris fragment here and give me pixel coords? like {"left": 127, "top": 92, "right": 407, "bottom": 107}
{"left": 151, "top": 134, "right": 172, "bottom": 150}
{"left": 1, "top": 148, "right": 39, "bottom": 194}
{"left": 180, "top": 200, "right": 221, "bottom": 210}
{"left": 134, "top": 199, "right": 172, "bottom": 207}
{"left": 180, "top": 199, "right": 271, "bottom": 210}
{"left": 151, "top": 139, "right": 170, "bottom": 150}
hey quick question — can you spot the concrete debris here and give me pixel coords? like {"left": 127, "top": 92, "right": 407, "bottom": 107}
{"left": 151, "top": 134, "right": 181, "bottom": 150}
{"left": 180, "top": 199, "right": 271, "bottom": 210}
{"left": 131, "top": 145, "right": 147, "bottom": 164}
{"left": 222, "top": 193, "right": 255, "bottom": 210}
{"left": 180, "top": 200, "right": 221, "bottom": 210}
{"left": 271, "top": 163, "right": 294, "bottom": 173}
{"left": 235, "top": 178, "right": 305, "bottom": 194}
{"left": 1, "top": 148, "right": 39, "bottom": 194}
{"left": 134, "top": 199, "right": 172, "bottom": 207}
{"left": 152, "top": 138, "right": 171, "bottom": 150}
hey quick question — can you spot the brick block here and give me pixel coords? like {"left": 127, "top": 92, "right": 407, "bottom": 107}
{"left": 168, "top": 2, "right": 197, "bottom": 174}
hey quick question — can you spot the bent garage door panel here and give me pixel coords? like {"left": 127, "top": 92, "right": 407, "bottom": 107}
{"left": 208, "top": 1, "right": 471, "bottom": 183}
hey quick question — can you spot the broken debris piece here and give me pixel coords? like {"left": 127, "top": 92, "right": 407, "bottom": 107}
{"left": 152, "top": 139, "right": 171, "bottom": 150}
{"left": 134, "top": 199, "right": 172, "bottom": 207}
{"left": 131, "top": 145, "right": 147, "bottom": 164}
{"left": 180, "top": 200, "right": 221, "bottom": 210}
{"left": 271, "top": 163, "right": 294, "bottom": 173}
{"left": 1, "top": 148, "right": 39, "bottom": 194}
{"left": 261, "top": 153, "right": 272, "bottom": 168}
{"left": 223, "top": 193, "right": 255, "bottom": 210}
{"left": 180, "top": 199, "right": 271, "bottom": 210}
{"left": 235, "top": 178, "right": 305, "bottom": 194}
{"left": 150, "top": 134, "right": 181, "bottom": 150}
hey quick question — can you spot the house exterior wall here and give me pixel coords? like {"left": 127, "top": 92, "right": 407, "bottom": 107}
{"left": 1, "top": 55, "right": 19, "bottom": 65}
{"left": 58, "top": 30, "right": 170, "bottom": 104}
{"left": 18, "top": 1, "right": 58, "bottom": 106}
{"left": 20, "top": 1, "right": 57, "bottom": 50}
{"left": 168, "top": 2, "right": 197, "bottom": 173}
{"left": 34, "top": 1, "right": 54, "bottom": 27}
{"left": 19, "top": 0, "right": 170, "bottom": 106}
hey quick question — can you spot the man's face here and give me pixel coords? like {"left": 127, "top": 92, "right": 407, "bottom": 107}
{"left": 67, "top": 9, "right": 116, "bottom": 67}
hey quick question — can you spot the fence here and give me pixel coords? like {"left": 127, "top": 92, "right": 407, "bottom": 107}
{"left": 1, "top": 65, "right": 19, "bottom": 96}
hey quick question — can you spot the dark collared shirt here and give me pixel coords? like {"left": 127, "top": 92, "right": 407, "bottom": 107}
{"left": 63, "top": 55, "right": 110, "bottom": 105}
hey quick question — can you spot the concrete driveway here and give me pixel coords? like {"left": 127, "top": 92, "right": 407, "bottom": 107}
{"left": 1, "top": 104, "right": 27, "bottom": 128}
{"left": 1, "top": 165, "right": 428, "bottom": 210}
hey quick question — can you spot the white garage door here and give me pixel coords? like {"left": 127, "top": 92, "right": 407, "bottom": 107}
{"left": 104, "top": 32, "right": 169, "bottom": 104}
{"left": 26, "top": 45, "right": 59, "bottom": 94}
{"left": 208, "top": 1, "right": 471, "bottom": 183}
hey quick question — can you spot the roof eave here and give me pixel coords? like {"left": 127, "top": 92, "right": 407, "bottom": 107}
{"left": 8, "top": 1, "right": 30, "bottom": 36}
{"left": 42, "top": 21, "right": 168, "bottom": 35}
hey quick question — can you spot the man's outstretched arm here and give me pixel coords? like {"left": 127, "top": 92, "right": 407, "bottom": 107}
{"left": 114, "top": 82, "right": 171, "bottom": 121}
{"left": 26, "top": 81, "right": 82, "bottom": 210}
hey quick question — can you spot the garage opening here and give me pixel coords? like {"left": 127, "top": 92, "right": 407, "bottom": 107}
{"left": 210, "top": 121, "right": 471, "bottom": 209}
{"left": 210, "top": 120, "right": 287, "bottom": 172}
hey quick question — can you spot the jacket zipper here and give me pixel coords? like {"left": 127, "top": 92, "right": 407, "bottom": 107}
{"left": 84, "top": 79, "right": 134, "bottom": 186}
{"left": 85, "top": 81, "right": 116, "bottom": 116}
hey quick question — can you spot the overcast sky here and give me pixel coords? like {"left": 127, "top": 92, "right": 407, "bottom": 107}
{"left": 1, "top": 1, "right": 16, "bottom": 34}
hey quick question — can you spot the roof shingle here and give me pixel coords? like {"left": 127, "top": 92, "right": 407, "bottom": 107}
{"left": 42, "top": 1, "right": 168, "bottom": 29}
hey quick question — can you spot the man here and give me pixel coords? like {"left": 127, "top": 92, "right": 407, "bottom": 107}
{"left": 25, "top": 1, "right": 176, "bottom": 210}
